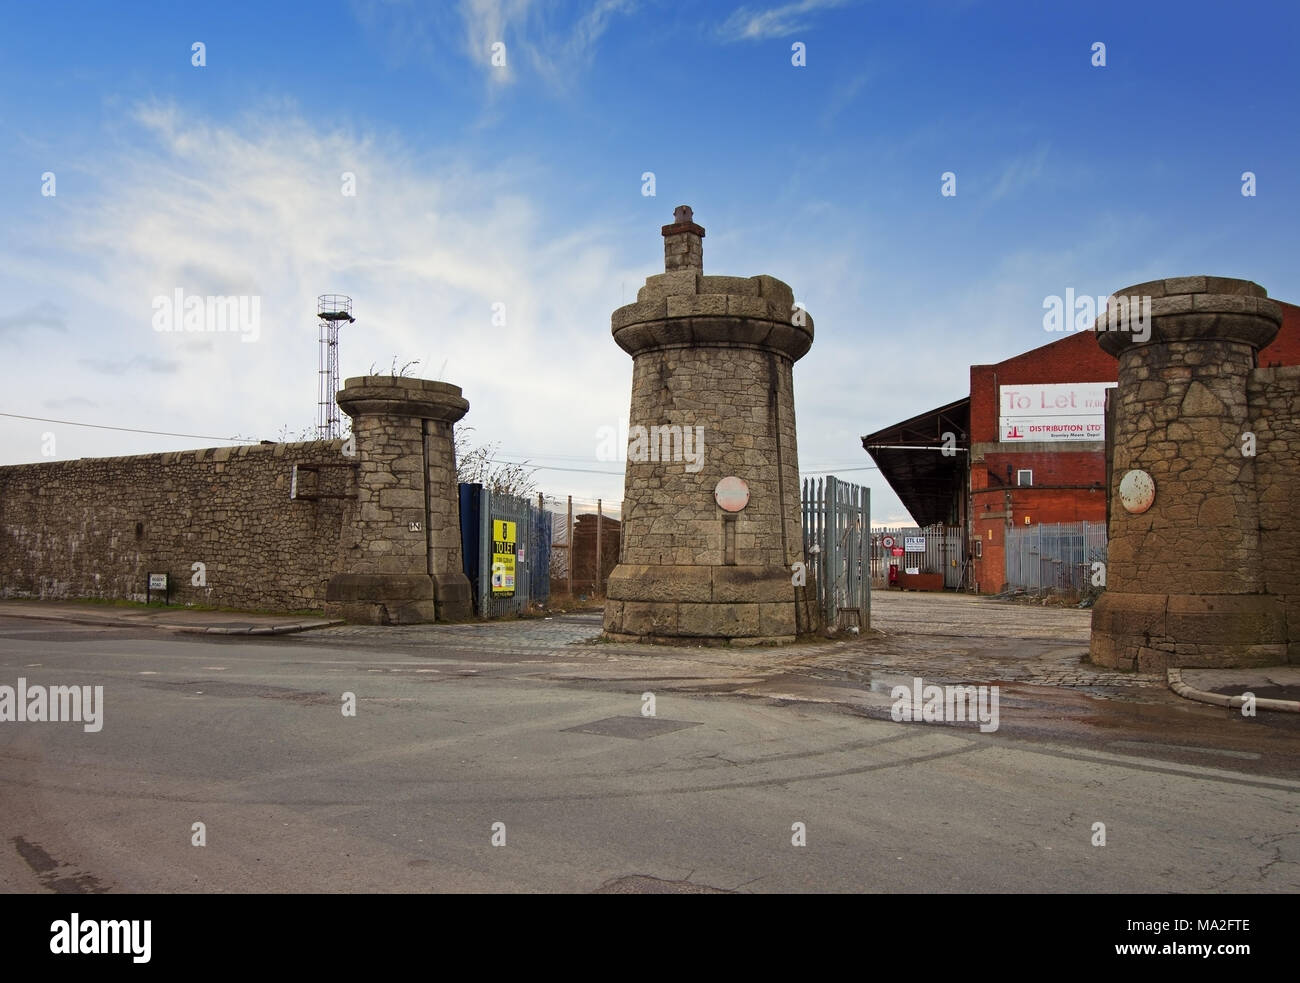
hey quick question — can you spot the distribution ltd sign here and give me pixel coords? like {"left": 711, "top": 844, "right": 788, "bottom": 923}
{"left": 999, "top": 383, "right": 1116, "bottom": 442}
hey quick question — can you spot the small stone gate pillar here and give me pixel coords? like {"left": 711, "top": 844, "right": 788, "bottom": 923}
{"left": 603, "top": 206, "right": 813, "bottom": 644}
{"left": 325, "top": 376, "right": 473, "bottom": 624}
{"left": 1090, "top": 277, "right": 1284, "bottom": 670}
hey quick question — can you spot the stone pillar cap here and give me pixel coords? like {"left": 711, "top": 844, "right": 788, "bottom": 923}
{"left": 661, "top": 204, "right": 705, "bottom": 239}
{"left": 336, "top": 375, "right": 469, "bottom": 422}
{"left": 610, "top": 272, "right": 812, "bottom": 361}
{"left": 662, "top": 222, "right": 706, "bottom": 237}
{"left": 1094, "top": 276, "right": 1282, "bottom": 356}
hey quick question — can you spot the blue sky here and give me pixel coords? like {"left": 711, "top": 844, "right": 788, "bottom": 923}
{"left": 2, "top": 0, "right": 1297, "bottom": 524}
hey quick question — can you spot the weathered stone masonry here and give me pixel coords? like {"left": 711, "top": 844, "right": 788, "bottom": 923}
{"left": 325, "top": 376, "right": 472, "bottom": 624}
{"left": 604, "top": 206, "right": 813, "bottom": 644}
{"left": 0, "top": 375, "right": 472, "bottom": 623}
{"left": 1091, "top": 276, "right": 1300, "bottom": 670}
{"left": 0, "top": 440, "right": 349, "bottom": 611}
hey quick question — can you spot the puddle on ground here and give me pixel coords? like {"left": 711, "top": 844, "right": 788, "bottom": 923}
{"left": 1211, "top": 684, "right": 1300, "bottom": 701}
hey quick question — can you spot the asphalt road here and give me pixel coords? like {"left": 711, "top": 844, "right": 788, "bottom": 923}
{"left": 1, "top": 596, "right": 1297, "bottom": 893}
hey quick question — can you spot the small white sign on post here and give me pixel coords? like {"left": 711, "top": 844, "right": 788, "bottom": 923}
{"left": 904, "top": 536, "right": 926, "bottom": 552}
{"left": 147, "top": 572, "right": 170, "bottom": 606}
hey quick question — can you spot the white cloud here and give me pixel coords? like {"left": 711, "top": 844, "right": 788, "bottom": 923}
{"left": 521, "top": 0, "right": 634, "bottom": 91}
{"left": 0, "top": 102, "right": 642, "bottom": 501}
{"left": 818, "top": 68, "right": 877, "bottom": 127}
{"left": 0, "top": 301, "right": 67, "bottom": 335}
{"left": 718, "top": 0, "right": 853, "bottom": 42}
{"left": 988, "top": 145, "right": 1051, "bottom": 202}
{"left": 459, "top": 0, "right": 533, "bottom": 86}
{"left": 353, "top": 0, "right": 634, "bottom": 94}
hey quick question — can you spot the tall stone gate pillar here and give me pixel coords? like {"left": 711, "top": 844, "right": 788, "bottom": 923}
{"left": 1090, "top": 277, "right": 1285, "bottom": 670}
{"left": 325, "top": 376, "right": 473, "bottom": 624}
{"left": 603, "top": 206, "right": 813, "bottom": 644}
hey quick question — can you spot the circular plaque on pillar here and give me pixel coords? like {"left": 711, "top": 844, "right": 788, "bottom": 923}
{"left": 714, "top": 476, "right": 749, "bottom": 512}
{"left": 1119, "top": 469, "right": 1155, "bottom": 514}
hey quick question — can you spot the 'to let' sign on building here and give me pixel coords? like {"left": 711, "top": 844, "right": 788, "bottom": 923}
{"left": 999, "top": 383, "right": 1115, "bottom": 442}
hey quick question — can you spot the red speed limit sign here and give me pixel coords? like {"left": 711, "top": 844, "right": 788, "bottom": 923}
{"left": 882, "top": 535, "right": 895, "bottom": 549}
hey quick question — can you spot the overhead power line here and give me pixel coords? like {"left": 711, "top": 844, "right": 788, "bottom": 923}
{"left": 498, "top": 460, "right": 624, "bottom": 476}
{"left": 0, "top": 412, "right": 261, "bottom": 444}
{"left": 803, "top": 466, "right": 881, "bottom": 473}
{"left": 1, "top": 412, "right": 881, "bottom": 475}
{"left": 499, "top": 458, "right": 880, "bottom": 476}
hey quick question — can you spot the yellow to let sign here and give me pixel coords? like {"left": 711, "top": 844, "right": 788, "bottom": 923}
{"left": 491, "top": 520, "right": 517, "bottom": 595}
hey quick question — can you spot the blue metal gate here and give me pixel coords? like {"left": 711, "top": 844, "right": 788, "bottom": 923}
{"left": 458, "top": 484, "right": 551, "bottom": 616}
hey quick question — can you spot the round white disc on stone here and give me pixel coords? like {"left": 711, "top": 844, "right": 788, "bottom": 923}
{"left": 714, "top": 476, "right": 749, "bottom": 512}
{"left": 1118, "top": 469, "right": 1155, "bottom": 514}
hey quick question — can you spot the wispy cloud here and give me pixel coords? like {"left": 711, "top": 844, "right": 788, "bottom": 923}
{"left": 818, "top": 65, "right": 883, "bottom": 127}
{"left": 353, "top": 0, "right": 634, "bottom": 94}
{"left": 78, "top": 355, "right": 180, "bottom": 376}
{"left": 989, "top": 145, "right": 1050, "bottom": 202}
{"left": 718, "top": 0, "right": 852, "bottom": 42}
{"left": 521, "top": 0, "right": 634, "bottom": 92}
{"left": 459, "top": 0, "right": 533, "bottom": 86}
{"left": 0, "top": 301, "right": 67, "bottom": 335}
{"left": 43, "top": 396, "right": 100, "bottom": 410}
{"left": 4, "top": 100, "right": 641, "bottom": 473}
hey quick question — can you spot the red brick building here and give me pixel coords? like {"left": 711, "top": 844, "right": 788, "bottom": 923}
{"left": 863, "top": 300, "right": 1300, "bottom": 592}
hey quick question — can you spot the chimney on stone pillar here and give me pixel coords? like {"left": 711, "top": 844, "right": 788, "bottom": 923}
{"left": 661, "top": 204, "right": 705, "bottom": 272}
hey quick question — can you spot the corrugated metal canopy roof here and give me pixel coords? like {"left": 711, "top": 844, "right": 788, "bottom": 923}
{"left": 861, "top": 397, "right": 969, "bottom": 527}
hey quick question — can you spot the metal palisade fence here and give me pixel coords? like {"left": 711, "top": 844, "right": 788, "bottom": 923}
{"left": 801, "top": 476, "right": 870, "bottom": 632}
{"left": 459, "top": 484, "right": 552, "bottom": 616}
{"left": 542, "top": 495, "right": 621, "bottom": 595}
{"left": 870, "top": 525, "right": 966, "bottom": 589}
{"left": 1004, "top": 520, "right": 1107, "bottom": 595}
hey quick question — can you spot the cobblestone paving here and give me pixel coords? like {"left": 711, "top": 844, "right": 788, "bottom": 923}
{"left": 869, "top": 590, "right": 1093, "bottom": 641}
{"left": 810, "top": 640, "right": 1165, "bottom": 691}
{"left": 310, "top": 593, "right": 1164, "bottom": 695}
{"left": 814, "top": 593, "right": 1162, "bottom": 691}
{"left": 316, "top": 615, "right": 602, "bottom": 651}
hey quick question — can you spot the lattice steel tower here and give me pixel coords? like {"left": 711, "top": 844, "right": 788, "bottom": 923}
{"left": 315, "top": 294, "right": 355, "bottom": 438}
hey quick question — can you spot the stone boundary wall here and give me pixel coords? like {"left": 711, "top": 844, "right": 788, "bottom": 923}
{"left": 0, "top": 440, "right": 353, "bottom": 611}
{"left": 1249, "top": 364, "right": 1300, "bottom": 662}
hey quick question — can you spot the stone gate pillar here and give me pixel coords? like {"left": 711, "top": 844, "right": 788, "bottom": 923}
{"left": 325, "top": 376, "right": 473, "bottom": 624}
{"left": 1090, "top": 277, "right": 1284, "bottom": 670}
{"left": 603, "top": 206, "right": 813, "bottom": 644}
